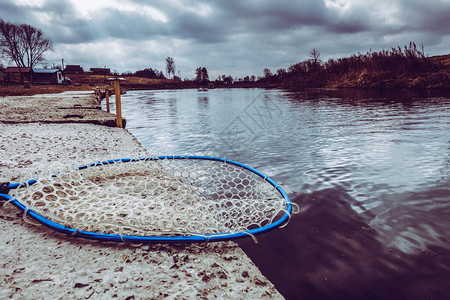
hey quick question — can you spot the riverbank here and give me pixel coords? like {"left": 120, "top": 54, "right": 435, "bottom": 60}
{"left": 0, "top": 92, "right": 283, "bottom": 299}
{"left": 325, "top": 53, "right": 450, "bottom": 89}
{"left": 273, "top": 53, "right": 450, "bottom": 89}
{"left": 1, "top": 53, "right": 448, "bottom": 96}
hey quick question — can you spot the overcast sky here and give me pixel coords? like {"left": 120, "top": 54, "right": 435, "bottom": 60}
{"left": 1, "top": 0, "right": 449, "bottom": 79}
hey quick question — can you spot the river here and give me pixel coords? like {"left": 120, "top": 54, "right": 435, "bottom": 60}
{"left": 106, "top": 88, "right": 450, "bottom": 299}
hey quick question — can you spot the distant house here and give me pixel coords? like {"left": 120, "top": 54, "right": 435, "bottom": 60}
{"left": 64, "top": 65, "right": 84, "bottom": 74}
{"left": 90, "top": 68, "right": 111, "bottom": 75}
{"left": 33, "top": 68, "right": 64, "bottom": 84}
{"left": 4, "top": 67, "right": 33, "bottom": 83}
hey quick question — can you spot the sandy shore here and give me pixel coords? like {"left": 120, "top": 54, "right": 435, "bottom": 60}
{"left": 0, "top": 92, "right": 283, "bottom": 299}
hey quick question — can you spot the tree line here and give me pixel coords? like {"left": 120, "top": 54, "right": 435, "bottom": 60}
{"left": 262, "top": 42, "right": 440, "bottom": 88}
{"left": 121, "top": 68, "right": 166, "bottom": 79}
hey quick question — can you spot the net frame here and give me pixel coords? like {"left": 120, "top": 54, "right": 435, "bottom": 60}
{"left": 0, "top": 155, "right": 293, "bottom": 243}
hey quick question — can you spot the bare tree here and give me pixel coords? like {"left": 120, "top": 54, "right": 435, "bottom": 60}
{"left": 165, "top": 56, "right": 175, "bottom": 79}
{"left": 0, "top": 19, "right": 53, "bottom": 80}
{"left": 310, "top": 48, "right": 320, "bottom": 61}
{"left": 309, "top": 48, "right": 321, "bottom": 71}
{"left": 195, "top": 67, "right": 202, "bottom": 82}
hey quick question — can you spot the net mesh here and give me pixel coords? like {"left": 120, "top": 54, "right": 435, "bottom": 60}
{"left": 8, "top": 158, "right": 290, "bottom": 238}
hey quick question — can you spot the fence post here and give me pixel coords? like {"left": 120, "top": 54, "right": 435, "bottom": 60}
{"left": 107, "top": 77, "right": 125, "bottom": 128}
{"left": 105, "top": 87, "right": 110, "bottom": 113}
{"left": 95, "top": 87, "right": 101, "bottom": 104}
{"left": 114, "top": 80, "right": 122, "bottom": 128}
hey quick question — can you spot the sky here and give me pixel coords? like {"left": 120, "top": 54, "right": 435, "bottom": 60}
{"left": 1, "top": 0, "right": 450, "bottom": 79}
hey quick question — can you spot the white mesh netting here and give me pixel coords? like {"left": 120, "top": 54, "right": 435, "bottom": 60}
{"left": 8, "top": 158, "right": 291, "bottom": 238}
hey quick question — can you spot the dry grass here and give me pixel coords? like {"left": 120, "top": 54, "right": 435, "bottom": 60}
{"left": 0, "top": 75, "right": 173, "bottom": 96}
{"left": 429, "top": 54, "right": 450, "bottom": 66}
{"left": 67, "top": 74, "right": 171, "bottom": 86}
{"left": 0, "top": 84, "right": 92, "bottom": 96}
{"left": 122, "top": 77, "right": 172, "bottom": 85}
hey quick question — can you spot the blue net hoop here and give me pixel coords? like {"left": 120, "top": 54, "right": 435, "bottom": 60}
{"left": 0, "top": 156, "right": 294, "bottom": 243}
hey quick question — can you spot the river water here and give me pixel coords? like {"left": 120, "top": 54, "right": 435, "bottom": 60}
{"left": 107, "top": 88, "right": 450, "bottom": 299}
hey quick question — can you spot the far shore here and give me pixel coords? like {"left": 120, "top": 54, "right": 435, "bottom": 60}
{"left": 2, "top": 50, "right": 448, "bottom": 97}
{"left": 1, "top": 80, "right": 449, "bottom": 98}
{"left": 1, "top": 52, "right": 449, "bottom": 97}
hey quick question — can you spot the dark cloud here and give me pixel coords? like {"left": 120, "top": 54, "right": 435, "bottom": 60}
{"left": 100, "top": 10, "right": 169, "bottom": 41}
{"left": 50, "top": 19, "right": 98, "bottom": 44}
{"left": 214, "top": 0, "right": 329, "bottom": 29}
{"left": 0, "top": 3, "right": 20, "bottom": 18}
{"left": 39, "top": 0, "right": 73, "bottom": 16}
{"left": 169, "top": 11, "right": 228, "bottom": 43}
{"left": 0, "top": 2, "right": 33, "bottom": 22}
{"left": 400, "top": 0, "right": 450, "bottom": 34}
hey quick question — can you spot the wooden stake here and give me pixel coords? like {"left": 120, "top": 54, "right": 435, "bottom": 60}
{"left": 105, "top": 88, "right": 110, "bottom": 113}
{"left": 114, "top": 80, "right": 123, "bottom": 128}
{"left": 96, "top": 88, "right": 101, "bottom": 104}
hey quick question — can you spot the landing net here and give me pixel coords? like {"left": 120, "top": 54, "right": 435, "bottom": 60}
{"left": 1, "top": 156, "right": 295, "bottom": 243}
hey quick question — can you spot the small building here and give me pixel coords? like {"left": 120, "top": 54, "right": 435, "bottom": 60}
{"left": 90, "top": 68, "right": 111, "bottom": 75}
{"left": 64, "top": 65, "right": 84, "bottom": 74}
{"left": 33, "top": 68, "right": 64, "bottom": 84}
{"left": 4, "top": 67, "right": 33, "bottom": 83}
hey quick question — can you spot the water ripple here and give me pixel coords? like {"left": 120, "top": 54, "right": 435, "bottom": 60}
{"left": 116, "top": 88, "right": 450, "bottom": 256}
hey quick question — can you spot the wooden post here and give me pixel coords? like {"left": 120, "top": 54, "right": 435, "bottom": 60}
{"left": 95, "top": 88, "right": 101, "bottom": 104}
{"left": 114, "top": 79, "right": 123, "bottom": 128}
{"left": 107, "top": 77, "right": 125, "bottom": 128}
{"left": 105, "top": 88, "right": 110, "bottom": 113}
